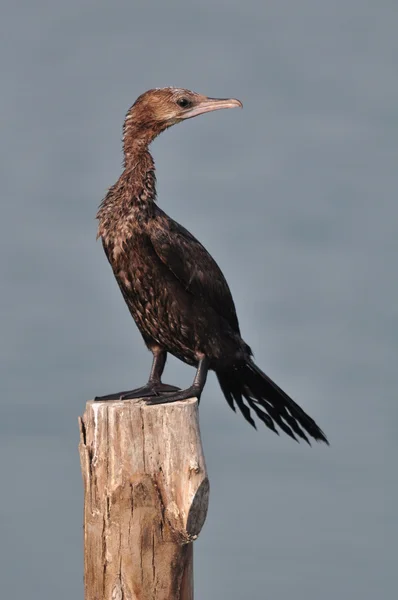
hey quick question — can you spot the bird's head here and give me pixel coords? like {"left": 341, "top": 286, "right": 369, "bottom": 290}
{"left": 123, "top": 87, "right": 242, "bottom": 158}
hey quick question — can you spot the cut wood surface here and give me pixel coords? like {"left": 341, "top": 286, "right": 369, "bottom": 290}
{"left": 79, "top": 397, "right": 209, "bottom": 600}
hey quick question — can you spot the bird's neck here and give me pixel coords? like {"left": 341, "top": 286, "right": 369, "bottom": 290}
{"left": 125, "top": 147, "right": 157, "bottom": 207}
{"left": 123, "top": 117, "right": 162, "bottom": 168}
{"left": 123, "top": 128, "right": 157, "bottom": 199}
{"left": 97, "top": 147, "right": 157, "bottom": 237}
{"left": 124, "top": 145, "right": 156, "bottom": 188}
{"left": 124, "top": 136, "right": 151, "bottom": 167}
{"left": 121, "top": 118, "right": 162, "bottom": 205}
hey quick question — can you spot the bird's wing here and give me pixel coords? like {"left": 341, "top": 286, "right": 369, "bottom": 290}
{"left": 148, "top": 213, "right": 240, "bottom": 333}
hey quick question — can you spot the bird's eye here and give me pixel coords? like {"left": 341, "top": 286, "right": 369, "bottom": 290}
{"left": 176, "top": 97, "right": 190, "bottom": 108}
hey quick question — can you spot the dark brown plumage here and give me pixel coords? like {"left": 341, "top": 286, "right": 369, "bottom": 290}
{"left": 96, "top": 87, "right": 328, "bottom": 445}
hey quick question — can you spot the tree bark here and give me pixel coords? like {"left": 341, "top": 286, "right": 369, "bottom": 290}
{"left": 78, "top": 397, "right": 209, "bottom": 600}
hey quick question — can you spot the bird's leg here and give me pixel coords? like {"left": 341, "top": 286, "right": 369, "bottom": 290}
{"left": 146, "top": 356, "right": 209, "bottom": 405}
{"left": 95, "top": 349, "right": 180, "bottom": 401}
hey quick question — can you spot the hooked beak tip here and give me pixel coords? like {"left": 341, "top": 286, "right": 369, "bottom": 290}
{"left": 231, "top": 98, "right": 243, "bottom": 109}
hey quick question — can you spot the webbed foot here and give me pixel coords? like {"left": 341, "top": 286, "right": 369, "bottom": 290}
{"left": 95, "top": 382, "right": 181, "bottom": 402}
{"left": 145, "top": 385, "right": 201, "bottom": 405}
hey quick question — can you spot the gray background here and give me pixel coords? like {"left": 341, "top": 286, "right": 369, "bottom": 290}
{"left": 0, "top": 1, "right": 396, "bottom": 598}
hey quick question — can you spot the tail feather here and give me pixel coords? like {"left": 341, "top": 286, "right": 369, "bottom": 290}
{"left": 216, "top": 361, "right": 329, "bottom": 445}
{"left": 233, "top": 389, "right": 256, "bottom": 429}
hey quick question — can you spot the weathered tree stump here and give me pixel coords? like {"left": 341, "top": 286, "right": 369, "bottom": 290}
{"left": 78, "top": 398, "right": 209, "bottom": 600}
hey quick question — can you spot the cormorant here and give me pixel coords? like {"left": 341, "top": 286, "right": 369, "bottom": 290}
{"left": 96, "top": 87, "right": 328, "bottom": 445}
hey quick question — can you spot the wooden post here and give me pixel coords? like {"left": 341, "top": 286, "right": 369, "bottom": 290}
{"left": 78, "top": 398, "right": 209, "bottom": 600}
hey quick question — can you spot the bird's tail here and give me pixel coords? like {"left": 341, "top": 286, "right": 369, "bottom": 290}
{"left": 216, "top": 361, "right": 328, "bottom": 445}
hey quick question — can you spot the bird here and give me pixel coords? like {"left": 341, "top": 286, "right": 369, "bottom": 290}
{"left": 95, "top": 87, "right": 328, "bottom": 445}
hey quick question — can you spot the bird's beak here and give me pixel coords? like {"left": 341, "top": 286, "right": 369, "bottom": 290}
{"left": 180, "top": 97, "right": 243, "bottom": 120}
